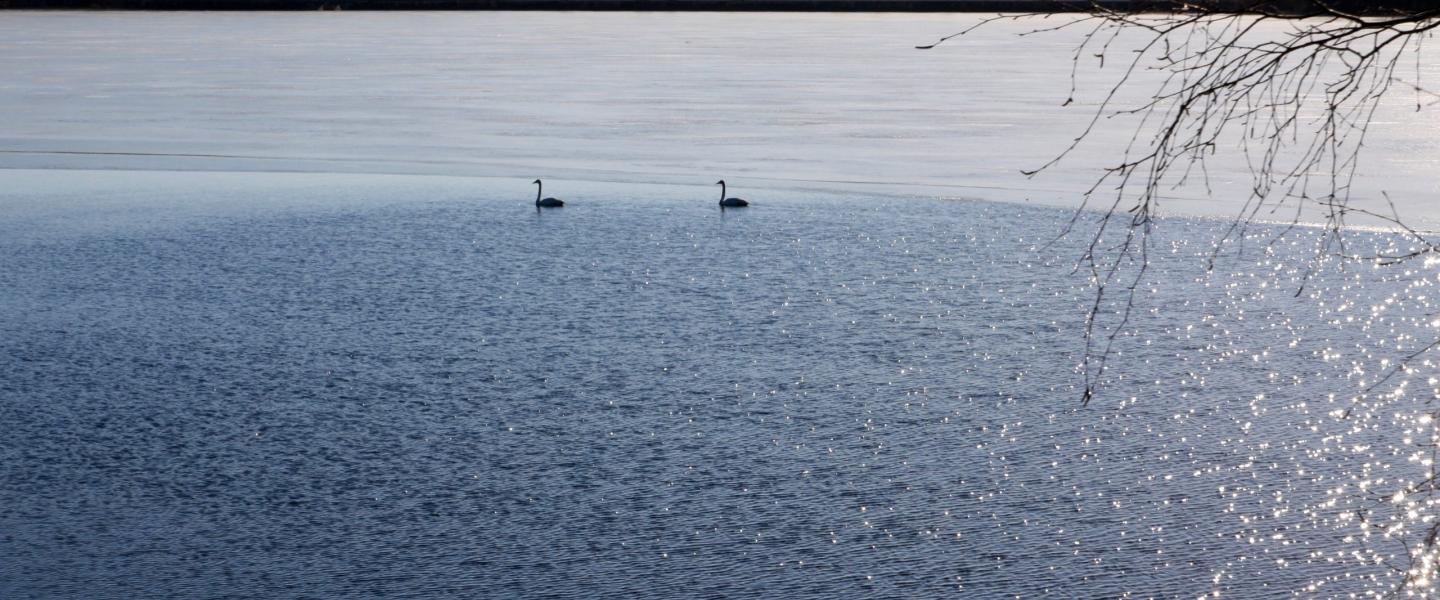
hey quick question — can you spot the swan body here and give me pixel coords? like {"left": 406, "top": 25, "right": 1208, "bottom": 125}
{"left": 533, "top": 179, "right": 564, "bottom": 207}
{"left": 716, "top": 180, "right": 748, "bottom": 208}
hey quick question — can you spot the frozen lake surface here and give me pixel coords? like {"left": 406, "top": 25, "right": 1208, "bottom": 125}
{"left": 1, "top": 11, "right": 1437, "bottom": 220}
{"left": 3, "top": 11, "right": 1440, "bottom": 599}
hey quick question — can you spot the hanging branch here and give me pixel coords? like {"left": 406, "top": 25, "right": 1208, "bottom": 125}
{"left": 922, "top": 1, "right": 1440, "bottom": 403}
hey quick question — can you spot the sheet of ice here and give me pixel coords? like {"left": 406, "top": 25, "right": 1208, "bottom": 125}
{"left": 1, "top": 11, "right": 1437, "bottom": 224}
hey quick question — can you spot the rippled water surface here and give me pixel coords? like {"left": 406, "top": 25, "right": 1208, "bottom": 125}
{"left": 4, "top": 172, "right": 1438, "bottom": 598}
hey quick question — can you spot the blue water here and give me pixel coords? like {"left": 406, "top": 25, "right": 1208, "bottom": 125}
{"left": 1, "top": 173, "right": 1433, "bottom": 597}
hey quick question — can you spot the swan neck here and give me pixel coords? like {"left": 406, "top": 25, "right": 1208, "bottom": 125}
{"left": 535, "top": 181, "right": 541, "bottom": 204}
{"left": 719, "top": 182, "right": 726, "bottom": 202}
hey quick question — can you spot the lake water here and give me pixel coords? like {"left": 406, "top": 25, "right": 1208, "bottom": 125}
{"left": 3, "top": 11, "right": 1440, "bottom": 599}
{"left": 3, "top": 171, "right": 1435, "bottom": 598}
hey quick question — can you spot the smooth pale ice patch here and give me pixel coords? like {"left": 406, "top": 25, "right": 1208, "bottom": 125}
{"left": 2, "top": 11, "right": 1439, "bottom": 226}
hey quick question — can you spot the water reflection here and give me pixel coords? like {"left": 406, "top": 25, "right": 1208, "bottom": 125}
{"left": 0, "top": 178, "right": 1435, "bottom": 597}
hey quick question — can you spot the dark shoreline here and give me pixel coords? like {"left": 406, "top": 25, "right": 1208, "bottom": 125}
{"left": 0, "top": 0, "right": 1160, "bottom": 8}
{"left": 0, "top": 0, "right": 1423, "bottom": 14}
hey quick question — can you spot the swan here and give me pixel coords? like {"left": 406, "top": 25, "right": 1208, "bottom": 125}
{"left": 533, "top": 179, "right": 564, "bottom": 208}
{"left": 716, "top": 180, "right": 749, "bottom": 208}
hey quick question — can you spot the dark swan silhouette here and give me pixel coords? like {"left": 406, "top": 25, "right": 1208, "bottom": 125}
{"left": 716, "top": 180, "right": 749, "bottom": 208}
{"left": 533, "top": 179, "right": 564, "bottom": 208}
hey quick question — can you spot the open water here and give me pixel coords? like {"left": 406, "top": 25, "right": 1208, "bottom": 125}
{"left": 3, "top": 172, "right": 1437, "bottom": 597}
{"left": 4, "top": 11, "right": 1440, "bottom": 599}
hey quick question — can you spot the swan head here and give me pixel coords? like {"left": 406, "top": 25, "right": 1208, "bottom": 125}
{"left": 533, "top": 179, "right": 542, "bottom": 185}
{"left": 715, "top": 180, "right": 724, "bottom": 185}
